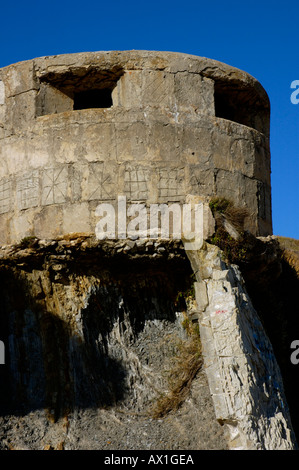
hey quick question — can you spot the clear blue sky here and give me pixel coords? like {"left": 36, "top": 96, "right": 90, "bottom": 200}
{"left": 1, "top": 0, "right": 298, "bottom": 239}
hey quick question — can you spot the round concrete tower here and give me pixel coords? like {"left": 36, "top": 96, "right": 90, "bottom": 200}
{"left": 0, "top": 51, "right": 271, "bottom": 244}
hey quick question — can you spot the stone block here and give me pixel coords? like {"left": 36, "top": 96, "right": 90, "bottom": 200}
{"left": 180, "top": 123, "right": 213, "bottom": 163}
{"left": 82, "top": 122, "right": 116, "bottom": 162}
{"left": 6, "top": 90, "right": 37, "bottom": 131}
{"left": 115, "top": 121, "right": 148, "bottom": 161}
{"left": 33, "top": 205, "right": 63, "bottom": 239}
{"left": 62, "top": 202, "right": 91, "bottom": 234}
{"left": 142, "top": 70, "right": 175, "bottom": 108}
{"left": 113, "top": 70, "right": 143, "bottom": 108}
{"left": 194, "top": 281, "right": 209, "bottom": 312}
{"left": 16, "top": 170, "right": 39, "bottom": 210}
{"left": 175, "top": 73, "right": 214, "bottom": 115}
{"left": 0, "top": 80, "right": 5, "bottom": 105}
{"left": 85, "top": 161, "right": 117, "bottom": 202}
{"left": 5, "top": 61, "right": 37, "bottom": 97}
{"left": 187, "top": 166, "right": 215, "bottom": 196}
{"left": 36, "top": 82, "right": 73, "bottom": 116}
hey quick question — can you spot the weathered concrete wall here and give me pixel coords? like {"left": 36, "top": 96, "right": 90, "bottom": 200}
{"left": 0, "top": 51, "right": 271, "bottom": 244}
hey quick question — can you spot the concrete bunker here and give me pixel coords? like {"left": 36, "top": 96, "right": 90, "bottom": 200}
{"left": 0, "top": 51, "right": 297, "bottom": 451}
{"left": 0, "top": 51, "right": 272, "bottom": 243}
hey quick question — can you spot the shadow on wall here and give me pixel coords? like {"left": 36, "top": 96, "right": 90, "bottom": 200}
{"left": 239, "top": 247, "right": 299, "bottom": 443}
{"left": 0, "top": 280, "right": 128, "bottom": 422}
{"left": 0, "top": 260, "right": 192, "bottom": 423}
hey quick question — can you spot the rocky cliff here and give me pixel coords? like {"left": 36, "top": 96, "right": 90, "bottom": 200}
{"left": 0, "top": 232, "right": 298, "bottom": 450}
{"left": 0, "top": 236, "right": 228, "bottom": 450}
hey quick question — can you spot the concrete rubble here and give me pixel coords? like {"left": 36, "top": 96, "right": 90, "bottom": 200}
{"left": 186, "top": 242, "right": 297, "bottom": 450}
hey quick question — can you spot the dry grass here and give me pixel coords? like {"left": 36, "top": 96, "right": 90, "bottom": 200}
{"left": 209, "top": 196, "right": 249, "bottom": 232}
{"left": 150, "top": 317, "right": 202, "bottom": 419}
{"left": 277, "top": 236, "right": 299, "bottom": 253}
{"left": 223, "top": 205, "right": 249, "bottom": 231}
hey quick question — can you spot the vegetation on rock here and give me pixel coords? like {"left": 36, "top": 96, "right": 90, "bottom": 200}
{"left": 150, "top": 310, "right": 202, "bottom": 419}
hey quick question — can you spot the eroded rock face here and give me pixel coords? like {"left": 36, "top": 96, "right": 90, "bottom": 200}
{"left": 0, "top": 237, "right": 228, "bottom": 450}
{"left": 0, "top": 235, "right": 296, "bottom": 450}
{"left": 186, "top": 242, "right": 297, "bottom": 450}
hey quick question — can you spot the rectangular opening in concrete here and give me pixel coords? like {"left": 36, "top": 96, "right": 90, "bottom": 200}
{"left": 73, "top": 88, "right": 113, "bottom": 110}
{"left": 214, "top": 81, "right": 269, "bottom": 135}
{"left": 36, "top": 67, "right": 124, "bottom": 117}
{"left": 214, "top": 87, "right": 240, "bottom": 124}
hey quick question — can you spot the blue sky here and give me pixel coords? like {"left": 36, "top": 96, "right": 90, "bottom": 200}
{"left": 0, "top": 0, "right": 298, "bottom": 239}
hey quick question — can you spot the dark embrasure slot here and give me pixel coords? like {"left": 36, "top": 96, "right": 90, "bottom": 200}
{"left": 73, "top": 88, "right": 113, "bottom": 110}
